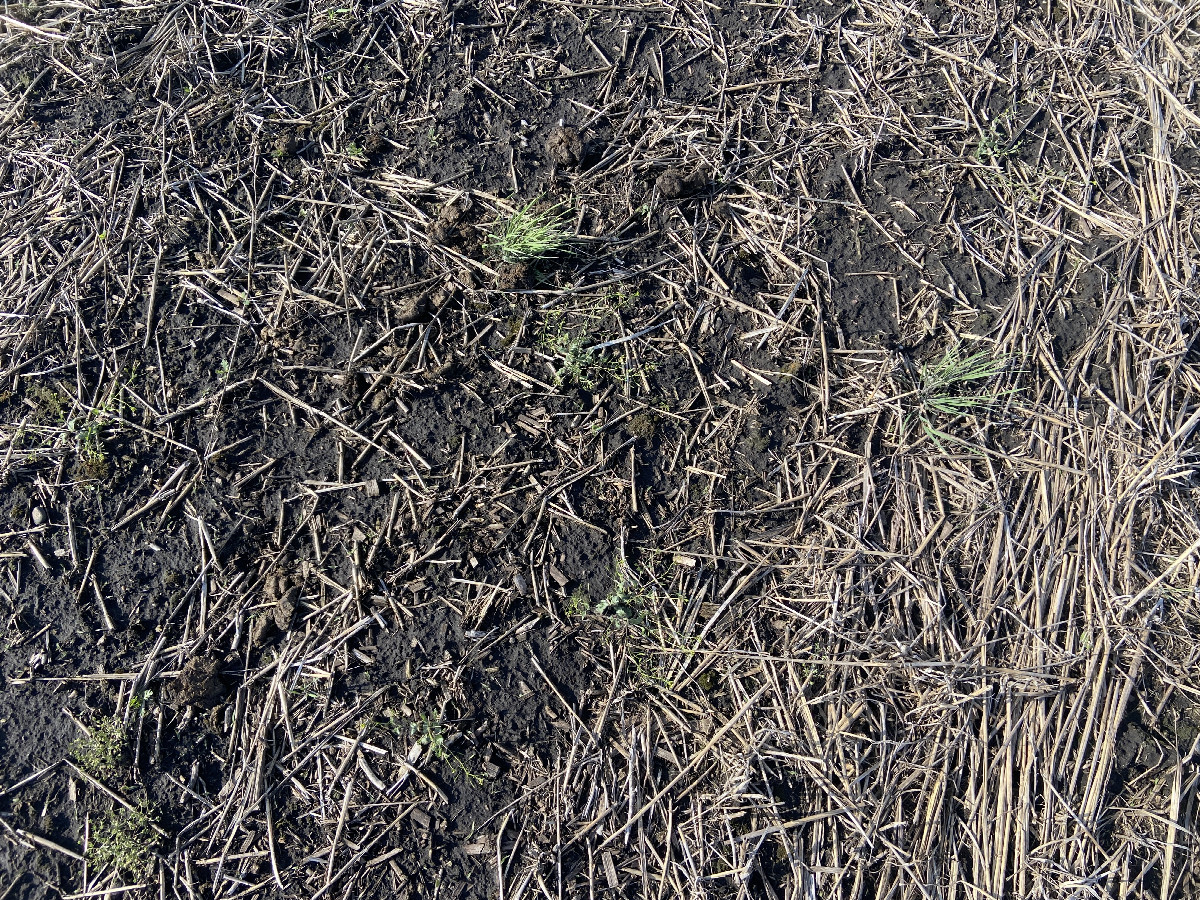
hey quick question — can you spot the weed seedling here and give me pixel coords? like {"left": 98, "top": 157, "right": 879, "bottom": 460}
{"left": 550, "top": 333, "right": 605, "bottom": 389}
{"left": 696, "top": 670, "right": 720, "bottom": 692}
{"left": 71, "top": 715, "right": 126, "bottom": 779}
{"left": 595, "top": 561, "right": 651, "bottom": 622}
{"left": 69, "top": 393, "right": 127, "bottom": 480}
{"left": 27, "top": 383, "right": 67, "bottom": 424}
{"left": 485, "top": 198, "right": 572, "bottom": 264}
{"left": 87, "top": 803, "right": 158, "bottom": 876}
{"left": 540, "top": 310, "right": 619, "bottom": 390}
{"left": 410, "top": 712, "right": 483, "bottom": 784}
{"left": 913, "top": 343, "right": 1011, "bottom": 444}
{"left": 975, "top": 111, "right": 1019, "bottom": 164}
{"left": 410, "top": 712, "right": 451, "bottom": 761}
{"left": 565, "top": 589, "right": 591, "bottom": 618}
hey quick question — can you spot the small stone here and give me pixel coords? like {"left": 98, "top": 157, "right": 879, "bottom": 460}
{"left": 30, "top": 506, "right": 47, "bottom": 526}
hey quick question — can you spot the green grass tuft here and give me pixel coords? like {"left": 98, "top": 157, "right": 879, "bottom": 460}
{"left": 485, "top": 199, "right": 572, "bottom": 264}
{"left": 915, "top": 343, "right": 1011, "bottom": 444}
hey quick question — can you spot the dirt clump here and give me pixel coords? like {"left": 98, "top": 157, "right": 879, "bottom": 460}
{"left": 493, "top": 261, "right": 531, "bottom": 290}
{"left": 429, "top": 194, "right": 477, "bottom": 247}
{"left": 546, "top": 126, "right": 585, "bottom": 168}
{"left": 171, "top": 653, "right": 226, "bottom": 709}
{"left": 655, "top": 167, "right": 707, "bottom": 199}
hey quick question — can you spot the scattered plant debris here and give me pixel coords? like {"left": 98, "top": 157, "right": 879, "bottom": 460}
{"left": 2, "top": 2, "right": 1198, "bottom": 899}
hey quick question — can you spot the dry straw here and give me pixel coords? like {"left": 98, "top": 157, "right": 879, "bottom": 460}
{"left": 1, "top": 0, "right": 1197, "bottom": 898}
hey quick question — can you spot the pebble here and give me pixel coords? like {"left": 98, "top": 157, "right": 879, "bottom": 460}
{"left": 31, "top": 506, "right": 48, "bottom": 526}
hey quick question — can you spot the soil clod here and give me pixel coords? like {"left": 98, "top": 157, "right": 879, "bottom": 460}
{"left": 172, "top": 654, "right": 226, "bottom": 709}
{"left": 493, "top": 261, "right": 531, "bottom": 291}
{"left": 546, "top": 126, "right": 584, "bottom": 168}
{"left": 429, "top": 194, "right": 476, "bottom": 247}
{"left": 655, "top": 168, "right": 706, "bottom": 200}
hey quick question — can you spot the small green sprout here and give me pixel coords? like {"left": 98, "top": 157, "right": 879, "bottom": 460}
{"left": 595, "top": 561, "right": 650, "bottom": 622}
{"left": 69, "top": 396, "right": 123, "bottom": 480}
{"left": 975, "top": 111, "right": 1019, "bottom": 164}
{"left": 409, "top": 713, "right": 483, "bottom": 784}
{"left": 914, "top": 343, "right": 1011, "bottom": 444}
{"left": 410, "top": 712, "right": 450, "bottom": 761}
{"left": 485, "top": 198, "right": 572, "bottom": 264}
{"left": 696, "top": 670, "right": 720, "bottom": 692}
{"left": 71, "top": 715, "right": 126, "bottom": 778}
{"left": 87, "top": 804, "right": 158, "bottom": 876}
{"left": 550, "top": 334, "right": 605, "bottom": 389}
{"left": 540, "top": 310, "right": 618, "bottom": 390}
{"left": 26, "top": 383, "right": 66, "bottom": 424}
{"left": 566, "top": 589, "right": 590, "bottom": 618}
